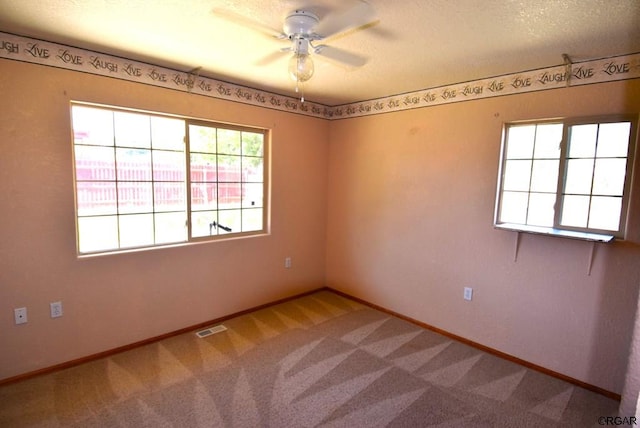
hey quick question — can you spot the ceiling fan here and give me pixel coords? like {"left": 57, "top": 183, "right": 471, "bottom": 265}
{"left": 213, "top": 1, "right": 378, "bottom": 101}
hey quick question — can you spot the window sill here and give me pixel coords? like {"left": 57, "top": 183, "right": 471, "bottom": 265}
{"left": 494, "top": 223, "right": 615, "bottom": 243}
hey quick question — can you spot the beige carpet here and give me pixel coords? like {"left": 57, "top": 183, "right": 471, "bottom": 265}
{"left": 0, "top": 290, "right": 619, "bottom": 427}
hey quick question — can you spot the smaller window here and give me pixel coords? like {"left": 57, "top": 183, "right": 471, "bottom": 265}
{"left": 495, "top": 115, "right": 637, "bottom": 240}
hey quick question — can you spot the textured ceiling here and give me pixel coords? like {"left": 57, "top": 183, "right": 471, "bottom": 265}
{"left": 0, "top": 0, "right": 639, "bottom": 106}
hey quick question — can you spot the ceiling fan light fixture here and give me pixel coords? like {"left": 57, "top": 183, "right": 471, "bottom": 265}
{"left": 288, "top": 52, "right": 314, "bottom": 82}
{"left": 215, "top": 3, "right": 377, "bottom": 101}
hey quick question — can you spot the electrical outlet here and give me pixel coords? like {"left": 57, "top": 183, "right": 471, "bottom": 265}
{"left": 464, "top": 287, "right": 473, "bottom": 301}
{"left": 14, "top": 307, "right": 27, "bottom": 324}
{"left": 285, "top": 257, "right": 292, "bottom": 269}
{"left": 50, "top": 301, "right": 63, "bottom": 318}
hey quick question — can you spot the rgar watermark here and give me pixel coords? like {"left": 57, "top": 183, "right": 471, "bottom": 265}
{"left": 598, "top": 416, "right": 637, "bottom": 426}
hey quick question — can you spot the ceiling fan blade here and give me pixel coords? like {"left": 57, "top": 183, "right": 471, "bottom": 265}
{"left": 314, "top": 45, "right": 368, "bottom": 68}
{"left": 313, "top": 1, "right": 377, "bottom": 39}
{"left": 212, "top": 8, "right": 285, "bottom": 39}
{"left": 255, "top": 49, "right": 290, "bottom": 66}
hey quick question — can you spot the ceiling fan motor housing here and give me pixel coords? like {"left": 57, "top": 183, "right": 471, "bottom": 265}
{"left": 283, "top": 10, "right": 319, "bottom": 37}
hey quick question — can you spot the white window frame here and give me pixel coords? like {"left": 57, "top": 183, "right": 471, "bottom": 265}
{"left": 71, "top": 102, "right": 269, "bottom": 255}
{"left": 494, "top": 114, "right": 638, "bottom": 241}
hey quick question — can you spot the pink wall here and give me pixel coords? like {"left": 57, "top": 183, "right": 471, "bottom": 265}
{"left": 326, "top": 80, "right": 640, "bottom": 395}
{"left": 2, "top": 56, "right": 640, "bottom": 397}
{"left": 0, "top": 60, "right": 329, "bottom": 380}
{"left": 621, "top": 291, "right": 640, "bottom": 415}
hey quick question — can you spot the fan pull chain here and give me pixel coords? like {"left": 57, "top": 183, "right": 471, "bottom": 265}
{"left": 294, "top": 79, "right": 305, "bottom": 103}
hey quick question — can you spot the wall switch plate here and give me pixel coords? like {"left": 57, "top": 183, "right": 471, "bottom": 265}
{"left": 14, "top": 307, "right": 27, "bottom": 324}
{"left": 50, "top": 301, "right": 63, "bottom": 318}
{"left": 464, "top": 287, "right": 473, "bottom": 301}
{"left": 285, "top": 257, "right": 292, "bottom": 269}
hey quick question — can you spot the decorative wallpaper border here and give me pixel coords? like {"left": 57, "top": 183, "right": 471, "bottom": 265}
{"left": 333, "top": 54, "right": 640, "bottom": 119}
{"left": 0, "top": 32, "right": 330, "bottom": 118}
{"left": 1, "top": 31, "right": 639, "bottom": 120}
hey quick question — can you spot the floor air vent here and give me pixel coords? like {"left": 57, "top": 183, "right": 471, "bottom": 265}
{"left": 195, "top": 325, "right": 227, "bottom": 338}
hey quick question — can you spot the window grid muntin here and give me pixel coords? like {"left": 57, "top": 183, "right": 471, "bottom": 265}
{"left": 186, "top": 125, "right": 266, "bottom": 238}
{"left": 74, "top": 108, "right": 188, "bottom": 251}
{"left": 72, "top": 103, "right": 267, "bottom": 254}
{"left": 499, "top": 121, "right": 563, "bottom": 228}
{"left": 560, "top": 124, "right": 600, "bottom": 230}
{"left": 557, "top": 118, "right": 635, "bottom": 236}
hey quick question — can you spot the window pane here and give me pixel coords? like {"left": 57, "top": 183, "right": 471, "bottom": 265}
{"left": 242, "top": 208, "right": 263, "bottom": 232}
{"left": 500, "top": 191, "right": 528, "bottom": 224}
{"left": 77, "top": 216, "right": 118, "bottom": 253}
{"left": 75, "top": 146, "right": 115, "bottom": 181}
{"left": 560, "top": 195, "right": 590, "bottom": 227}
{"left": 564, "top": 159, "right": 594, "bottom": 194}
{"left": 191, "top": 210, "right": 217, "bottom": 238}
{"left": 153, "top": 150, "right": 185, "bottom": 182}
{"left": 530, "top": 159, "right": 559, "bottom": 192}
{"left": 154, "top": 182, "right": 186, "bottom": 212}
{"left": 119, "top": 214, "right": 154, "bottom": 248}
{"left": 568, "top": 124, "right": 597, "bottom": 158}
{"left": 243, "top": 183, "right": 263, "bottom": 208}
{"left": 218, "top": 156, "right": 241, "bottom": 181}
{"left": 533, "top": 123, "right": 562, "bottom": 158}
{"left": 527, "top": 193, "right": 556, "bottom": 227}
{"left": 217, "top": 129, "right": 241, "bottom": 155}
{"left": 116, "top": 148, "right": 152, "bottom": 181}
{"left": 219, "top": 183, "right": 241, "bottom": 209}
{"left": 242, "top": 132, "right": 264, "bottom": 157}
{"left": 244, "top": 159, "right": 264, "bottom": 181}
{"left": 114, "top": 111, "right": 151, "bottom": 148}
{"left": 503, "top": 160, "right": 531, "bottom": 191}
{"left": 191, "top": 183, "right": 218, "bottom": 210}
{"left": 77, "top": 182, "right": 117, "bottom": 216}
{"left": 505, "top": 125, "right": 535, "bottom": 159}
{"left": 596, "top": 122, "right": 631, "bottom": 158}
{"left": 218, "top": 210, "right": 241, "bottom": 234}
{"left": 151, "top": 116, "right": 185, "bottom": 151}
{"left": 592, "top": 158, "right": 627, "bottom": 196}
{"left": 117, "top": 182, "right": 153, "bottom": 214}
{"left": 189, "top": 125, "right": 217, "bottom": 153}
{"left": 190, "top": 154, "right": 217, "bottom": 182}
{"left": 72, "top": 106, "right": 114, "bottom": 146}
{"left": 155, "top": 212, "right": 187, "bottom": 244}
{"left": 589, "top": 196, "right": 622, "bottom": 231}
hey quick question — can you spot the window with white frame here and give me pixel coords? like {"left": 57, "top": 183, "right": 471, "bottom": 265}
{"left": 71, "top": 103, "right": 268, "bottom": 255}
{"left": 495, "top": 115, "right": 637, "bottom": 240}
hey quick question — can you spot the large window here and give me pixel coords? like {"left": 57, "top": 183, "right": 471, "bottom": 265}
{"left": 71, "top": 103, "right": 268, "bottom": 255}
{"left": 495, "top": 115, "right": 637, "bottom": 240}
